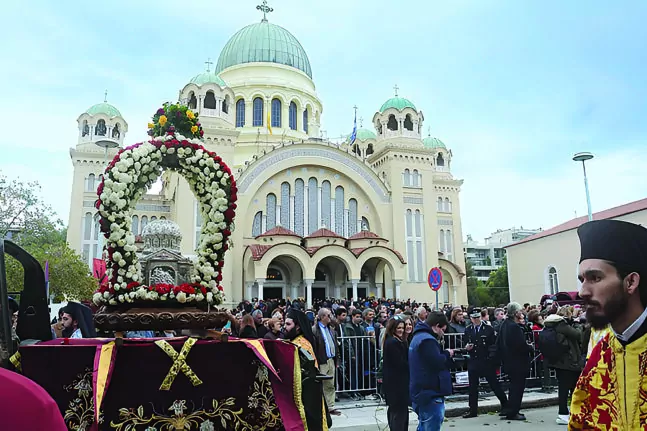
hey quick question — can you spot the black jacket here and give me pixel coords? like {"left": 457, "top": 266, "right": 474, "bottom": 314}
{"left": 463, "top": 323, "right": 498, "bottom": 364}
{"left": 498, "top": 319, "right": 533, "bottom": 376}
{"left": 382, "top": 335, "right": 409, "bottom": 407}
{"left": 543, "top": 315, "right": 583, "bottom": 371}
{"left": 312, "top": 322, "right": 338, "bottom": 366}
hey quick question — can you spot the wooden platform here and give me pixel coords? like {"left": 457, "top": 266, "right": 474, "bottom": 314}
{"left": 93, "top": 304, "right": 230, "bottom": 332}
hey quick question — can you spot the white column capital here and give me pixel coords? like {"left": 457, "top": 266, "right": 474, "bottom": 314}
{"left": 304, "top": 278, "right": 314, "bottom": 287}
{"left": 255, "top": 278, "right": 266, "bottom": 286}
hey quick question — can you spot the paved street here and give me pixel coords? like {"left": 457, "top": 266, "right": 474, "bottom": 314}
{"left": 440, "top": 406, "right": 565, "bottom": 430}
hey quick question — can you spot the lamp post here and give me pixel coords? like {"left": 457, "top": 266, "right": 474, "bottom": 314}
{"left": 573, "top": 152, "right": 594, "bottom": 221}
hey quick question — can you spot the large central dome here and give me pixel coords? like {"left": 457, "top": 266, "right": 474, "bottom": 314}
{"left": 215, "top": 21, "right": 312, "bottom": 78}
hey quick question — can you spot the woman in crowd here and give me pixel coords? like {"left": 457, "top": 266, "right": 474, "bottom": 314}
{"left": 382, "top": 317, "right": 410, "bottom": 431}
{"left": 238, "top": 314, "right": 257, "bottom": 338}
{"left": 264, "top": 318, "right": 283, "bottom": 340}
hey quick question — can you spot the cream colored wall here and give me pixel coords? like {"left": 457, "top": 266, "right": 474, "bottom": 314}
{"left": 507, "top": 210, "right": 647, "bottom": 306}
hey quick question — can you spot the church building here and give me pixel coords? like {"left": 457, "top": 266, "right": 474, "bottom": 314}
{"left": 65, "top": 4, "right": 468, "bottom": 307}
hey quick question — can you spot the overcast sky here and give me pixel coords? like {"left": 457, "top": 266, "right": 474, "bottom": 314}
{"left": 1, "top": 0, "right": 646, "bottom": 242}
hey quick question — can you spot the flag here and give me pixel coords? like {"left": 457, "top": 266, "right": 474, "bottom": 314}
{"left": 350, "top": 110, "right": 357, "bottom": 144}
{"left": 267, "top": 108, "right": 273, "bottom": 135}
{"left": 93, "top": 258, "right": 107, "bottom": 284}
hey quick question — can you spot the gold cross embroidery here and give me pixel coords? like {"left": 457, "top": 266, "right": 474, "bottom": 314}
{"left": 155, "top": 338, "right": 203, "bottom": 391}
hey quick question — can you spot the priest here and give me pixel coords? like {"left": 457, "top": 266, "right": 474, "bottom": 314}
{"left": 569, "top": 219, "right": 647, "bottom": 430}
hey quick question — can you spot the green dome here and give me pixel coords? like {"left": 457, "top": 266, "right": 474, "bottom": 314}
{"left": 423, "top": 136, "right": 446, "bottom": 149}
{"left": 215, "top": 21, "right": 312, "bottom": 78}
{"left": 379, "top": 97, "right": 416, "bottom": 113}
{"left": 189, "top": 71, "right": 227, "bottom": 87}
{"left": 356, "top": 128, "right": 377, "bottom": 141}
{"left": 85, "top": 102, "right": 122, "bottom": 118}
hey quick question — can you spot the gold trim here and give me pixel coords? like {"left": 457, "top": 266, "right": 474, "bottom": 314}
{"left": 9, "top": 352, "right": 21, "bottom": 372}
{"left": 155, "top": 337, "right": 203, "bottom": 390}
{"left": 292, "top": 347, "right": 308, "bottom": 431}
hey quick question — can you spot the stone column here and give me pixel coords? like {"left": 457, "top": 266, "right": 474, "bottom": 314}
{"left": 351, "top": 279, "right": 359, "bottom": 302}
{"left": 246, "top": 282, "right": 253, "bottom": 300}
{"left": 292, "top": 284, "right": 299, "bottom": 300}
{"left": 257, "top": 279, "right": 265, "bottom": 301}
{"left": 335, "top": 285, "right": 341, "bottom": 299}
{"left": 395, "top": 279, "right": 402, "bottom": 300}
{"left": 305, "top": 279, "right": 314, "bottom": 308}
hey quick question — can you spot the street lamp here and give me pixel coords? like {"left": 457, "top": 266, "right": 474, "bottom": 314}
{"left": 573, "top": 152, "right": 594, "bottom": 221}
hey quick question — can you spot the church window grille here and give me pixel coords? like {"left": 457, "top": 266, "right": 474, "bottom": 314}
{"left": 387, "top": 115, "right": 398, "bottom": 131}
{"left": 236, "top": 99, "right": 245, "bottom": 127}
{"left": 95, "top": 120, "right": 107, "bottom": 136}
{"left": 303, "top": 109, "right": 308, "bottom": 133}
{"left": 308, "top": 177, "right": 318, "bottom": 234}
{"left": 294, "top": 179, "right": 305, "bottom": 236}
{"left": 321, "top": 181, "right": 331, "bottom": 229}
{"left": 289, "top": 102, "right": 297, "bottom": 130}
{"left": 132, "top": 215, "right": 139, "bottom": 236}
{"left": 222, "top": 96, "right": 229, "bottom": 114}
{"left": 188, "top": 92, "right": 197, "bottom": 109}
{"left": 253, "top": 98, "right": 264, "bottom": 127}
{"left": 271, "top": 99, "right": 282, "bottom": 128}
{"left": 334, "top": 186, "right": 345, "bottom": 235}
{"left": 252, "top": 212, "right": 263, "bottom": 237}
{"left": 204, "top": 91, "right": 216, "bottom": 109}
{"left": 86, "top": 174, "right": 96, "bottom": 192}
{"left": 266, "top": 193, "right": 277, "bottom": 230}
{"left": 404, "top": 114, "right": 414, "bottom": 131}
{"left": 348, "top": 199, "right": 358, "bottom": 236}
{"left": 280, "top": 182, "right": 290, "bottom": 228}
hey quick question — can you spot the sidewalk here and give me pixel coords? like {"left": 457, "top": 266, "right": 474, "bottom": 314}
{"left": 330, "top": 389, "right": 558, "bottom": 430}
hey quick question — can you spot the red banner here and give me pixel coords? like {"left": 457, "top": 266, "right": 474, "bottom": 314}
{"left": 92, "top": 259, "right": 106, "bottom": 283}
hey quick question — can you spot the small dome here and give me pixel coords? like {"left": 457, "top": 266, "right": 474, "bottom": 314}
{"left": 215, "top": 21, "right": 312, "bottom": 78}
{"left": 379, "top": 97, "right": 416, "bottom": 113}
{"left": 423, "top": 136, "right": 447, "bottom": 149}
{"left": 189, "top": 71, "right": 227, "bottom": 87}
{"left": 85, "top": 102, "right": 122, "bottom": 118}
{"left": 355, "top": 128, "right": 377, "bottom": 141}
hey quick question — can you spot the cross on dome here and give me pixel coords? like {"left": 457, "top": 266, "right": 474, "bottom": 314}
{"left": 359, "top": 116, "right": 364, "bottom": 127}
{"left": 104, "top": 89, "right": 108, "bottom": 103}
{"left": 205, "top": 58, "right": 213, "bottom": 72}
{"left": 393, "top": 84, "right": 399, "bottom": 97}
{"left": 257, "top": 0, "right": 273, "bottom": 22}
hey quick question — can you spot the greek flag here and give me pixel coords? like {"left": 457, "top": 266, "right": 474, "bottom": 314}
{"left": 350, "top": 110, "right": 357, "bottom": 144}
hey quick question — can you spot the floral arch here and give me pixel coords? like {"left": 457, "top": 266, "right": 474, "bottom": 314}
{"left": 93, "top": 103, "right": 237, "bottom": 307}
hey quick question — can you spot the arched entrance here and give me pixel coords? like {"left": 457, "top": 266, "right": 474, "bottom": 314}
{"left": 314, "top": 256, "right": 351, "bottom": 300}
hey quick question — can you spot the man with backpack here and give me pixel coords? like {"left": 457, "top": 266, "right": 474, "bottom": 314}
{"left": 539, "top": 307, "right": 583, "bottom": 425}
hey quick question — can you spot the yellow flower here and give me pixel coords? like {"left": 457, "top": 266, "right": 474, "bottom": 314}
{"left": 191, "top": 125, "right": 198, "bottom": 134}
{"left": 159, "top": 115, "right": 167, "bottom": 126}
{"left": 186, "top": 110, "right": 195, "bottom": 120}
{"left": 147, "top": 123, "right": 155, "bottom": 129}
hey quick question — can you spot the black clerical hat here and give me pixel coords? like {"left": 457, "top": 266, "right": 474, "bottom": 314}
{"left": 577, "top": 220, "right": 647, "bottom": 273}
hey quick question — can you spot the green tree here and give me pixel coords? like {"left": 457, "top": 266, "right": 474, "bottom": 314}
{"left": 486, "top": 255, "right": 509, "bottom": 288}
{"left": 466, "top": 256, "right": 510, "bottom": 307}
{"left": 1, "top": 172, "right": 97, "bottom": 301}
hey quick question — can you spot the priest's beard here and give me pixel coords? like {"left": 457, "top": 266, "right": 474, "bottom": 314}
{"left": 284, "top": 327, "right": 299, "bottom": 340}
{"left": 61, "top": 326, "right": 76, "bottom": 338}
{"left": 585, "top": 280, "right": 628, "bottom": 330}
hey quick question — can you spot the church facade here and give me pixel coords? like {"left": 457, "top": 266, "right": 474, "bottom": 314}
{"left": 66, "top": 7, "right": 468, "bottom": 307}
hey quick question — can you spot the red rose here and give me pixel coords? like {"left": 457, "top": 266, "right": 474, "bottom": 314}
{"left": 223, "top": 229, "right": 231, "bottom": 237}
{"left": 224, "top": 208, "right": 235, "bottom": 221}
{"left": 216, "top": 274, "right": 223, "bottom": 282}
{"left": 217, "top": 284, "right": 224, "bottom": 291}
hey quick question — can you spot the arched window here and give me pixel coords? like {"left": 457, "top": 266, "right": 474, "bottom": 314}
{"left": 132, "top": 215, "right": 139, "bottom": 235}
{"left": 308, "top": 177, "right": 318, "bottom": 234}
{"left": 83, "top": 212, "right": 92, "bottom": 241}
{"left": 266, "top": 268, "right": 283, "bottom": 280}
{"left": 280, "top": 182, "right": 290, "bottom": 228}
{"left": 412, "top": 170, "right": 420, "bottom": 187}
{"left": 437, "top": 197, "right": 443, "bottom": 212}
{"left": 188, "top": 92, "right": 197, "bottom": 109}
{"left": 141, "top": 216, "right": 148, "bottom": 232}
{"left": 348, "top": 198, "right": 358, "bottom": 236}
{"left": 222, "top": 96, "right": 229, "bottom": 114}
{"left": 253, "top": 97, "right": 264, "bottom": 127}
{"left": 548, "top": 267, "right": 559, "bottom": 294}
{"left": 93, "top": 213, "right": 100, "bottom": 241}
{"left": 437, "top": 153, "right": 445, "bottom": 167}
{"left": 86, "top": 174, "right": 96, "bottom": 192}
{"left": 266, "top": 193, "right": 277, "bottom": 230}
{"left": 252, "top": 211, "right": 263, "bottom": 237}
{"left": 352, "top": 144, "right": 361, "bottom": 155}
{"left": 112, "top": 123, "right": 120, "bottom": 139}
{"left": 444, "top": 198, "right": 451, "bottom": 212}
{"left": 415, "top": 210, "right": 424, "bottom": 280}
{"left": 334, "top": 186, "right": 345, "bottom": 235}
{"left": 294, "top": 179, "right": 305, "bottom": 236}
{"left": 445, "top": 229, "right": 453, "bottom": 261}
{"left": 303, "top": 109, "right": 308, "bottom": 133}
{"left": 321, "top": 181, "right": 331, "bottom": 229}
{"left": 82, "top": 120, "right": 89, "bottom": 137}
{"left": 403, "top": 169, "right": 411, "bottom": 186}
{"left": 204, "top": 91, "right": 216, "bottom": 109}
{"left": 236, "top": 99, "right": 245, "bottom": 127}
{"left": 439, "top": 229, "right": 446, "bottom": 253}
{"left": 271, "top": 98, "right": 282, "bottom": 128}
{"left": 95, "top": 119, "right": 107, "bottom": 136}
{"left": 150, "top": 216, "right": 157, "bottom": 222}
{"left": 160, "top": 216, "right": 166, "bottom": 220}
{"left": 404, "top": 114, "right": 413, "bottom": 131}
{"left": 366, "top": 144, "right": 374, "bottom": 155}
{"left": 406, "top": 210, "right": 415, "bottom": 281}
{"left": 387, "top": 115, "right": 398, "bottom": 131}
{"left": 361, "top": 217, "right": 370, "bottom": 231}
{"left": 289, "top": 102, "right": 297, "bottom": 130}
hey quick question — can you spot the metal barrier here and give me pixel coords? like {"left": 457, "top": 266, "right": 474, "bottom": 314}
{"left": 335, "top": 330, "right": 556, "bottom": 396}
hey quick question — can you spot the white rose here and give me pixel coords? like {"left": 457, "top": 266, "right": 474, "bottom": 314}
{"left": 103, "top": 291, "right": 110, "bottom": 299}
{"left": 118, "top": 294, "right": 125, "bottom": 302}
{"left": 216, "top": 171, "right": 223, "bottom": 178}
{"left": 117, "top": 276, "right": 123, "bottom": 283}
{"left": 109, "top": 299, "right": 117, "bottom": 305}
{"left": 93, "top": 293, "right": 103, "bottom": 305}
{"left": 196, "top": 293, "right": 204, "bottom": 302}
{"left": 207, "top": 292, "right": 213, "bottom": 303}
{"left": 177, "top": 292, "right": 187, "bottom": 303}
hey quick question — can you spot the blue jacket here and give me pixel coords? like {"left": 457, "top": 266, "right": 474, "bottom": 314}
{"left": 409, "top": 322, "right": 453, "bottom": 405}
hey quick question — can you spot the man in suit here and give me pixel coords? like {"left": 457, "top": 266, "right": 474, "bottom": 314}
{"left": 463, "top": 308, "right": 508, "bottom": 418}
{"left": 312, "top": 307, "right": 340, "bottom": 415}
